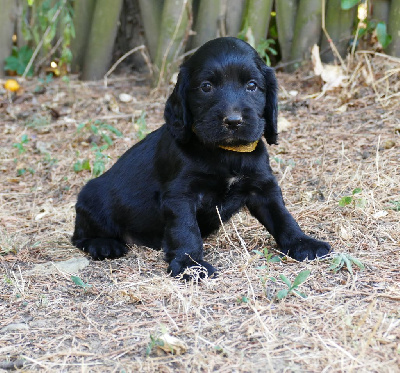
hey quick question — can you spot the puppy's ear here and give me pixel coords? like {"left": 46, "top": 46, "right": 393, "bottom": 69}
{"left": 164, "top": 66, "right": 192, "bottom": 142}
{"left": 262, "top": 65, "right": 278, "bottom": 145}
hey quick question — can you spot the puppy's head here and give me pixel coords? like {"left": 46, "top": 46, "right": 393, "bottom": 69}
{"left": 164, "top": 37, "right": 278, "bottom": 146}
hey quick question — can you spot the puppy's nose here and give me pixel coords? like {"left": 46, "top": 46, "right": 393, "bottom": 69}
{"left": 224, "top": 114, "right": 243, "bottom": 128}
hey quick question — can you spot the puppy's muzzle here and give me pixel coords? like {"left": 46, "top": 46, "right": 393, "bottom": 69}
{"left": 223, "top": 114, "right": 243, "bottom": 129}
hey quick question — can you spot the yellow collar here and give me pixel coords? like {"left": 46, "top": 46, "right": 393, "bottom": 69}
{"left": 219, "top": 140, "right": 259, "bottom": 153}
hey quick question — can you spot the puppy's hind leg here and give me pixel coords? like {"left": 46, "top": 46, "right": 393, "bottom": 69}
{"left": 73, "top": 237, "right": 128, "bottom": 260}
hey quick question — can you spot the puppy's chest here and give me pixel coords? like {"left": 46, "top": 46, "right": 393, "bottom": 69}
{"left": 197, "top": 174, "right": 244, "bottom": 206}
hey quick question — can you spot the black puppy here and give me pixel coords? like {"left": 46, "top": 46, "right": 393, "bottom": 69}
{"left": 72, "top": 37, "right": 330, "bottom": 278}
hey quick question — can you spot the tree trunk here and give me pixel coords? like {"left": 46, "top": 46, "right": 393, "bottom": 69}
{"left": 0, "top": 0, "right": 16, "bottom": 77}
{"left": 138, "top": 0, "right": 163, "bottom": 62}
{"left": 387, "top": 0, "right": 400, "bottom": 56}
{"left": 155, "top": 0, "right": 192, "bottom": 83}
{"left": 224, "top": 0, "right": 245, "bottom": 37}
{"left": 320, "top": 0, "right": 356, "bottom": 62}
{"left": 81, "top": 0, "right": 123, "bottom": 80}
{"left": 275, "top": 0, "right": 297, "bottom": 66}
{"left": 192, "top": 0, "right": 221, "bottom": 48}
{"left": 290, "top": 0, "right": 323, "bottom": 71}
{"left": 70, "top": 0, "right": 96, "bottom": 73}
{"left": 372, "top": 0, "right": 390, "bottom": 23}
{"left": 246, "top": 0, "right": 274, "bottom": 46}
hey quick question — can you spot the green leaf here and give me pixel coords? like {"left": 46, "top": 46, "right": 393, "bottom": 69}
{"left": 269, "top": 256, "right": 281, "bottom": 263}
{"left": 342, "top": 255, "right": 353, "bottom": 275}
{"left": 76, "top": 123, "right": 85, "bottom": 132}
{"left": 71, "top": 275, "right": 91, "bottom": 289}
{"left": 293, "top": 290, "right": 308, "bottom": 299}
{"left": 90, "top": 124, "right": 99, "bottom": 134}
{"left": 352, "top": 188, "right": 362, "bottom": 195}
{"left": 101, "top": 133, "right": 113, "bottom": 146}
{"left": 341, "top": 0, "right": 360, "bottom": 10}
{"left": 4, "top": 46, "right": 34, "bottom": 76}
{"left": 277, "top": 289, "right": 289, "bottom": 300}
{"left": 252, "top": 250, "right": 263, "bottom": 256}
{"left": 376, "top": 22, "right": 392, "bottom": 49}
{"left": 279, "top": 274, "right": 291, "bottom": 287}
{"left": 73, "top": 161, "right": 82, "bottom": 172}
{"left": 104, "top": 124, "right": 123, "bottom": 137}
{"left": 292, "top": 270, "right": 311, "bottom": 288}
{"left": 81, "top": 159, "right": 91, "bottom": 171}
{"left": 339, "top": 196, "right": 353, "bottom": 207}
{"left": 348, "top": 256, "right": 365, "bottom": 270}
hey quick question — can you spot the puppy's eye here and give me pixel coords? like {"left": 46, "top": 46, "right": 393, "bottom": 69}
{"left": 246, "top": 81, "right": 257, "bottom": 92}
{"left": 200, "top": 82, "right": 212, "bottom": 93}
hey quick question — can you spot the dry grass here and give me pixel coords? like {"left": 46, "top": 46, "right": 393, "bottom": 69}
{"left": 1, "top": 53, "right": 399, "bottom": 372}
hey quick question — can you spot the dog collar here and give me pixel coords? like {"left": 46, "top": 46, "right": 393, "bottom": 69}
{"left": 219, "top": 140, "right": 259, "bottom": 153}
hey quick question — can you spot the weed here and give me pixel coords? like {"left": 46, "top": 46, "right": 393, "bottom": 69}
{"left": 22, "top": 0, "right": 75, "bottom": 70}
{"left": 25, "top": 114, "right": 51, "bottom": 133}
{"left": 253, "top": 247, "right": 281, "bottom": 268}
{"left": 146, "top": 334, "right": 165, "bottom": 356}
{"left": 339, "top": 188, "right": 366, "bottom": 208}
{"left": 388, "top": 201, "right": 400, "bottom": 211}
{"left": 330, "top": 253, "right": 364, "bottom": 275}
{"left": 17, "top": 168, "right": 35, "bottom": 177}
{"left": 237, "top": 295, "right": 249, "bottom": 304}
{"left": 273, "top": 157, "right": 296, "bottom": 168}
{"left": 134, "top": 111, "right": 148, "bottom": 140}
{"left": 4, "top": 46, "right": 34, "bottom": 76}
{"left": 13, "top": 134, "right": 29, "bottom": 154}
{"left": 77, "top": 120, "right": 123, "bottom": 147}
{"left": 92, "top": 145, "right": 109, "bottom": 177}
{"left": 146, "top": 325, "right": 168, "bottom": 356}
{"left": 73, "top": 158, "right": 91, "bottom": 173}
{"left": 237, "top": 20, "right": 277, "bottom": 66}
{"left": 71, "top": 275, "right": 92, "bottom": 291}
{"left": 34, "top": 74, "right": 53, "bottom": 93}
{"left": 270, "top": 270, "right": 311, "bottom": 300}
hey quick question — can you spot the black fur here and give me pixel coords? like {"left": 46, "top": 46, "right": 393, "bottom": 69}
{"left": 72, "top": 37, "right": 330, "bottom": 278}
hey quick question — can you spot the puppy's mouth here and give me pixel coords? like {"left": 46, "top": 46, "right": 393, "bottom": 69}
{"left": 192, "top": 117, "right": 264, "bottom": 149}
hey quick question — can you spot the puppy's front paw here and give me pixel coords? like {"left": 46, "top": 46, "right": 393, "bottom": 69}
{"left": 168, "top": 258, "right": 218, "bottom": 280}
{"left": 83, "top": 238, "right": 128, "bottom": 260}
{"left": 282, "top": 236, "right": 331, "bottom": 261}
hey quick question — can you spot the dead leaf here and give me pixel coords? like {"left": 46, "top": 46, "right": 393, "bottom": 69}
{"left": 156, "top": 334, "right": 187, "bottom": 355}
{"left": 373, "top": 210, "right": 388, "bottom": 219}
{"left": 311, "top": 45, "right": 347, "bottom": 93}
{"left": 340, "top": 224, "right": 353, "bottom": 240}
{"left": 278, "top": 115, "right": 293, "bottom": 132}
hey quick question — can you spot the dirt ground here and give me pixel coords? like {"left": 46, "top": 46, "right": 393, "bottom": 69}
{"left": 1, "top": 52, "right": 399, "bottom": 372}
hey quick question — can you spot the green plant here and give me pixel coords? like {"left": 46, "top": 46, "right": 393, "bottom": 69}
{"left": 255, "top": 39, "right": 278, "bottom": 67}
{"left": 237, "top": 21, "right": 277, "bottom": 66}
{"left": 389, "top": 201, "right": 400, "bottom": 211}
{"left": 13, "top": 134, "right": 29, "bottom": 154}
{"left": 135, "top": 111, "right": 148, "bottom": 140}
{"left": 253, "top": 247, "right": 281, "bottom": 267}
{"left": 73, "top": 158, "right": 91, "bottom": 173}
{"left": 237, "top": 295, "right": 249, "bottom": 304}
{"left": 34, "top": 74, "right": 53, "bottom": 93}
{"left": 146, "top": 334, "right": 165, "bottom": 356}
{"left": 271, "top": 270, "right": 311, "bottom": 300}
{"left": 4, "top": 46, "right": 34, "bottom": 76}
{"left": 342, "top": 0, "right": 392, "bottom": 48}
{"left": 22, "top": 0, "right": 75, "bottom": 69}
{"left": 146, "top": 325, "right": 168, "bottom": 356}
{"left": 92, "top": 145, "right": 110, "bottom": 177}
{"left": 77, "top": 120, "right": 123, "bottom": 147}
{"left": 17, "top": 167, "right": 35, "bottom": 177}
{"left": 329, "top": 253, "right": 364, "bottom": 275}
{"left": 71, "top": 275, "right": 91, "bottom": 291}
{"left": 339, "top": 188, "right": 366, "bottom": 208}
